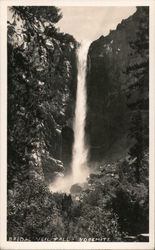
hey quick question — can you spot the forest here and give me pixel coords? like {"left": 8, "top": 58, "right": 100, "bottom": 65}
{"left": 7, "top": 6, "right": 149, "bottom": 241}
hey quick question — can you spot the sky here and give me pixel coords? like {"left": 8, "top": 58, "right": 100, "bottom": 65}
{"left": 56, "top": 6, "right": 136, "bottom": 42}
{"left": 8, "top": 6, "right": 136, "bottom": 43}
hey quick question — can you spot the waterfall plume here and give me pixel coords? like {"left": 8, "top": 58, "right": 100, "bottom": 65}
{"left": 50, "top": 40, "right": 90, "bottom": 193}
{"left": 71, "top": 41, "right": 90, "bottom": 184}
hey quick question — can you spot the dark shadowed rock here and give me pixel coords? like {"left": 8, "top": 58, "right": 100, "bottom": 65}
{"left": 70, "top": 183, "right": 82, "bottom": 194}
{"left": 86, "top": 7, "right": 149, "bottom": 161}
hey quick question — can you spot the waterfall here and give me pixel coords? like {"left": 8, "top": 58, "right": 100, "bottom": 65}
{"left": 49, "top": 41, "right": 90, "bottom": 193}
{"left": 71, "top": 41, "right": 90, "bottom": 184}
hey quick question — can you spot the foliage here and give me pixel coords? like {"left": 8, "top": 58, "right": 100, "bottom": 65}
{"left": 112, "top": 181, "right": 149, "bottom": 235}
{"left": 8, "top": 152, "right": 148, "bottom": 241}
{"left": 7, "top": 6, "right": 78, "bottom": 241}
{"left": 7, "top": 6, "right": 77, "bottom": 188}
{"left": 84, "top": 151, "right": 149, "bottom": 237}
{"left": 10, "top": 6, "right": 62, "bottom": 24}
{"left": 113, "top": 151, "right": 149, "bottom": 235}
{"left": 7, "top": 178, "right": 122, "bottom": 241}
{"left": 125, "top": 7, "right": 149, "bottom": 183}
{"left": 68, "top": 205, "right": 121, "bottom": 241}
{"left": 7, "top": 180, "right": 66, "bottom": 240}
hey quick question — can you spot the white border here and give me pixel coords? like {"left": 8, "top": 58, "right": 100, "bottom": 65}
{"left": 0, "top": 0, "right": 155, "bottom": 249}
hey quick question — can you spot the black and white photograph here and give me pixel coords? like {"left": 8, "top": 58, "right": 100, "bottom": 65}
{"left": 0, "top": 0, "right": 155, "bottom": 249}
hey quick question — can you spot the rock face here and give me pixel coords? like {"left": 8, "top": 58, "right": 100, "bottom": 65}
{"left": 7, "top": 9, "right": 77, "bottom": 187}
{"left": 86, "top": 7, "right": 149, "bottom": 161}
{"left": 61, "top": 126, "right": 74, "bottom": 173}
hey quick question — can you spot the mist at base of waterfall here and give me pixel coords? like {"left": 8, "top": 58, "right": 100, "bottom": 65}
{"left": 49, "top": 166, "right": 89, "bottom": 194}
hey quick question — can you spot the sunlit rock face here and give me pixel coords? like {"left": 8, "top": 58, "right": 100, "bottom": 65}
{"left": 86, "top": 7, "right": 149, "bottom": 161}
{"left": 8, "top": 29, "right": 77, "bottom": 187}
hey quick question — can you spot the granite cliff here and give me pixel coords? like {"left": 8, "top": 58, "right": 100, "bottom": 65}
{"left": 7, "top": 7, "right": 77, "bottom": 189}
{"left": 86, "top": 7, "right": 149, "bottom": 161}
